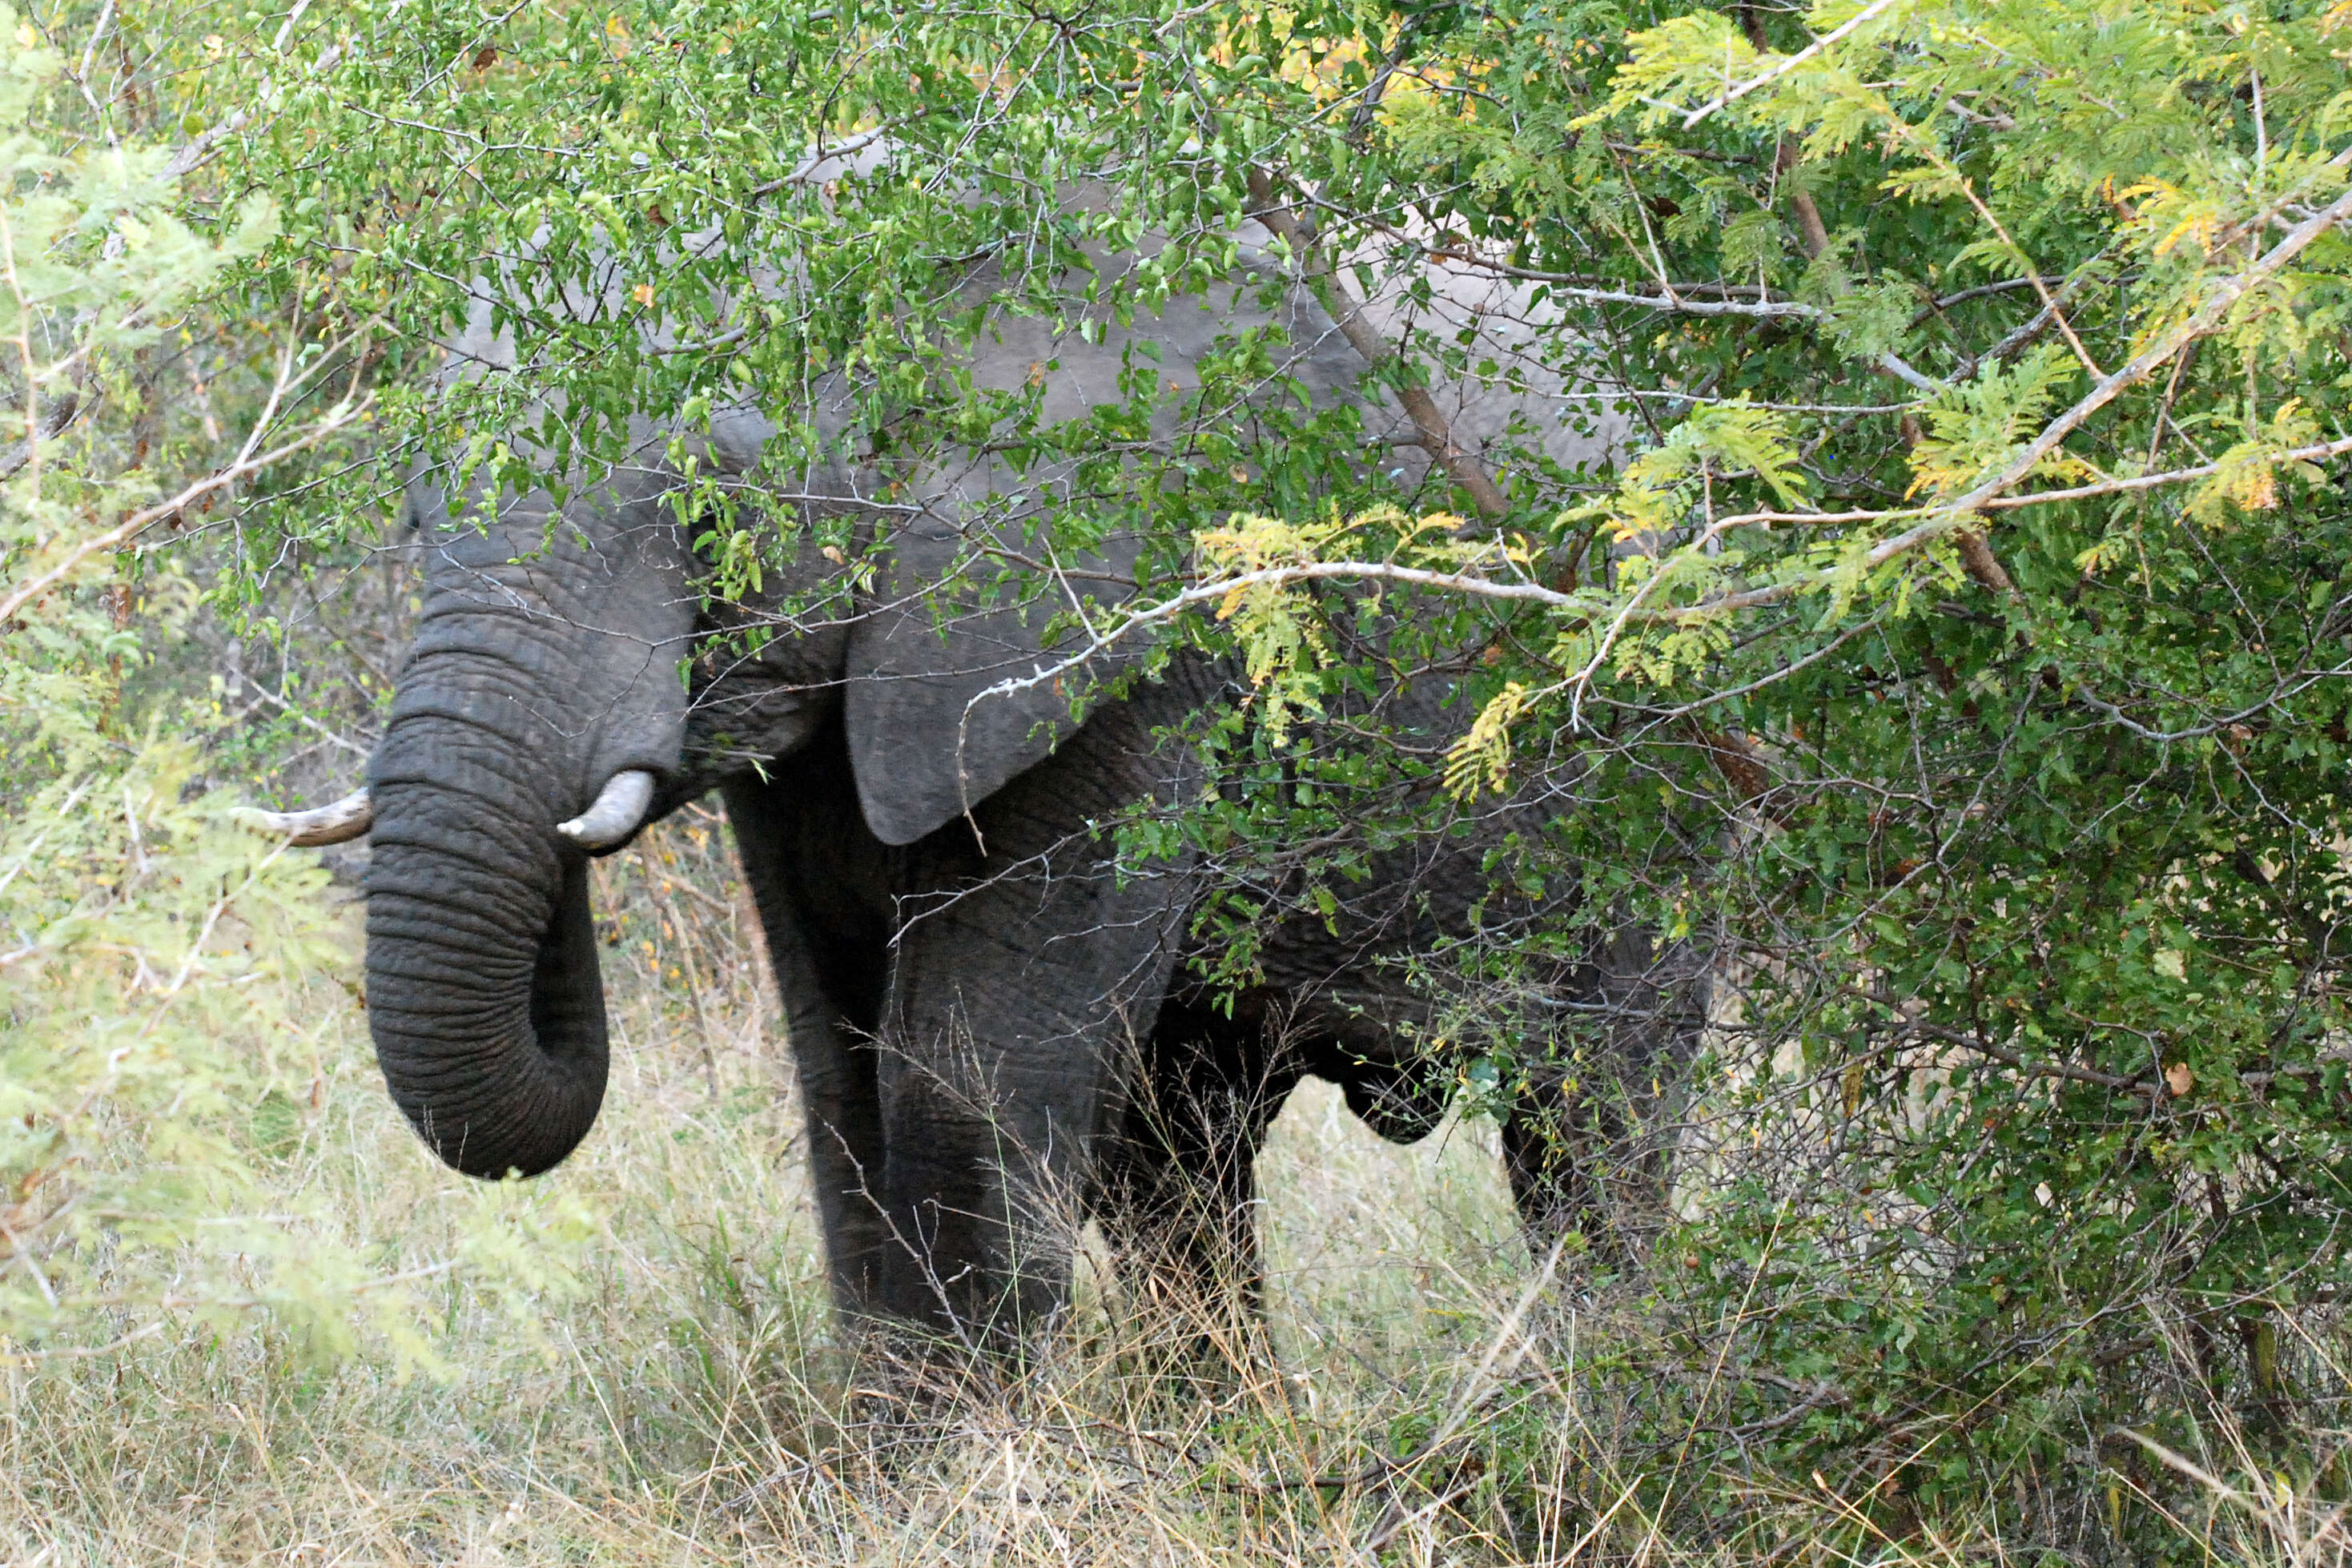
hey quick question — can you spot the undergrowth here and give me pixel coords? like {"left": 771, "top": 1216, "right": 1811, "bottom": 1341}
{"left": 1, "top": 813, "right": 2344, "bottom": 1566}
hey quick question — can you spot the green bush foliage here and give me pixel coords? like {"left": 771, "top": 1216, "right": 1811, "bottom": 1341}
{"left": 0, "top": 5, "right": 589, "bottom": 1365}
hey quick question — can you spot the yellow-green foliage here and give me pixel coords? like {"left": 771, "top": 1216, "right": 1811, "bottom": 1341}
{"left": 0, "top": 741, "right": 351, "bottom": 1348}
{"left": 0, "top": 6, "right": 278, "bottom": 758}
{"left": 0, "top": 738, "right": 600, "bottom": 1363}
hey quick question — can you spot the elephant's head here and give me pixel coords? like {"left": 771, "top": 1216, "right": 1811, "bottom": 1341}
{"left": 269, "top": 424, "right": 1156, "bottom": 1182}
{"left": 359, "top": 468, "right": 704, "bottom": 1178}
{"left": 239, "top": 223, "right": 1421, "bottom": 1182}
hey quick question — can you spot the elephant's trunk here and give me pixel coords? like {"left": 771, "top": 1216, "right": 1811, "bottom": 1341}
{"left": 364, "top": 715, "right": 609, "bottom": 1179}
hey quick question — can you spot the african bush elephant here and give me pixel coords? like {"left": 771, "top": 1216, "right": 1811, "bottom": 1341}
{"left": 249, "top": 208, "right": 1707, "bottom": 1348}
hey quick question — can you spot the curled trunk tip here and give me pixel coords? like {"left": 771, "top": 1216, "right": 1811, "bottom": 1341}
{"left": 368, "top": 818, "right": 611, "bottom": 1181}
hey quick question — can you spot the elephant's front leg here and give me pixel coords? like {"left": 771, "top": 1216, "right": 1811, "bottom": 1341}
{"left": 871, "top": 708, "right": 1200, "bottom": 1352}
{"left": 722, "top": 752, "right": 897, "bottom": 1320}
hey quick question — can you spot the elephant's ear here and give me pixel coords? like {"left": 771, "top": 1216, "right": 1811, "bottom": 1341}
{"left": 836, "top": 242, "right": 1371, "bottom": 847}
{"left": 843, "top": 515, "right": 1146, "bottom": 846}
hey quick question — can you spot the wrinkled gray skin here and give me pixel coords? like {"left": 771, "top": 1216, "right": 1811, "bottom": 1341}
{"left": 364, "top": 227, "right": 1705, "bottom": 1348}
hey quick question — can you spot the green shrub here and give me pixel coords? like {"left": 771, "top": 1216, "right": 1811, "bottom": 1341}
{"left": 0, "top": 2, "right": 589, "bottom": 1368}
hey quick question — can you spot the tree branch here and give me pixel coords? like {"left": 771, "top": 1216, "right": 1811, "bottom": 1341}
{"left": 1723, "top": 25, "right": 1956, "bottom": 415}
{"left": 1246, "top": 168, "right": 1511, "bottom": 520}
{"left": 959, "top": 421, "right": 2352, "bottom": 726}
{"left": 1660, "top": 186, "right": 2352, "bottom": 618}
{"left": 1413, "top": 251, "right": 1829, "bottom": 318}
{"left": 1682, "top": 0, "right": 1907, "bottom": 128}
{"left": 0, "top": 390, "right": 84, "bottom": 482}
{"left": 0, "top": 400, "right": 370, "bottom": 629}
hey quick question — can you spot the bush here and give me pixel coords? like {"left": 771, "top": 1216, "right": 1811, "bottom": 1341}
{"left": 0, "top": 1, "right": 585, "bottom": 1368}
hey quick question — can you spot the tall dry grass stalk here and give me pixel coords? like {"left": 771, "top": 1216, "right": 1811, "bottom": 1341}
{"left": 0, "top": 812, "right": 2339, "bottom": 1566}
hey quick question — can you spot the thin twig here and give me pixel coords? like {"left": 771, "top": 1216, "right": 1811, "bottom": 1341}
{"left": 0, "top": 400, "right": 370, "bottom": 629}
{"left": 0, "top": 390, "right": 84, "bottom": 482}
{"left": 959, "top": 426, "right": 2352, "bottom": 723}
{"left": 1682, "top": 0, "right": 1908, "bottom": 127}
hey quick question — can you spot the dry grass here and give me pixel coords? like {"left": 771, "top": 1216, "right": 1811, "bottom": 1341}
{"left": 0, "top": 814, "right": 2340, "bottom": 1566}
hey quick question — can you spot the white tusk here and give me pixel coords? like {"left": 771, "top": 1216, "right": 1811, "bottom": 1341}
{"left": 557, "top": 770, "right": 655, "bottom": 849}
{"left": 230, "top": 787, "right": 375, "bottom": 847}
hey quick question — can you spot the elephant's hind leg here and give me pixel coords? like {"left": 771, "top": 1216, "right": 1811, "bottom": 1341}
{"left": 1506, "top": 924, "right": 1709, "bottom": 1267}
{"left": 1501, "top": 1076, "right": 1647, "bottom": 1267}
{"left": 1097, "top": 1002, "right": 1297, "bottom": 1365}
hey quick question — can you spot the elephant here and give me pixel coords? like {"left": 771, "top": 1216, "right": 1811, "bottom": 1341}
{"left": 243, "top": 202, "right": 1709, "bottom": 1351}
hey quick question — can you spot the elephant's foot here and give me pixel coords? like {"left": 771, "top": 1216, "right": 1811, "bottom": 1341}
{"left": 1111, "top": 1264, "right": 1270, "bottom": 1387}
{"left": 812, "top": 1314, "right": 1035, "bottom": 1461}
{"left": 1092, "top": 1192, "right": 1284, "bottom": 1396}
